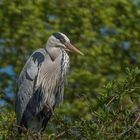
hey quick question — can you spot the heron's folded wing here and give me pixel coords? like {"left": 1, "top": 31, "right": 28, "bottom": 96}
{"left": 15, "top": 49, "right": 47, "bottom": 124}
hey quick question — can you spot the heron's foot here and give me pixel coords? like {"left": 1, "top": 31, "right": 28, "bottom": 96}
{"left": 14, "top": 124, "right": 28, "bottom": 134}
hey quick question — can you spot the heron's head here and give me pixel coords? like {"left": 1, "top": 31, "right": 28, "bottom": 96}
{"left": 46, "top": 32, "right": 84, "bottom": 55}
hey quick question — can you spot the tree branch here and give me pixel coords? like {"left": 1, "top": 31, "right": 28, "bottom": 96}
{"left": 0, "top": 89, "right": 14, "bottom": 105}
{"left": 119, "top": 115, "right": 140, "bottom": 137}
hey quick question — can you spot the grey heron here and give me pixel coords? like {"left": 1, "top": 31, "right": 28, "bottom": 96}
{"left": 15, "top": 32, "right": 83, "bottom": 133}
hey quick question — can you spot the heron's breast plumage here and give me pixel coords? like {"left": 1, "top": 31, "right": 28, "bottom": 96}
{"left": 41, "top": 49, "right": 69, "bottom": 107}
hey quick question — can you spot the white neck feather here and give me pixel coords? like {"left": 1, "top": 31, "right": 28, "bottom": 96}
{"left": 45, "top": 43, "right": 62, "bottom": 61}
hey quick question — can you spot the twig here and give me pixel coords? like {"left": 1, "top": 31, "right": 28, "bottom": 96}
{"left": 106, "top": 95, "right": 118, "bottom": 107}
{"left": 56, "top": 131, "right": 66, "bottom": 138}
{"left": 0, "top": 89, "right": 14, "bottom": 105}
{"left": 118, "top": 115, "right": 140, "bottom": 137}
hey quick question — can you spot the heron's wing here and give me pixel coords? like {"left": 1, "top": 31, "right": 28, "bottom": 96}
{"left": 15, "top": 48, "right": 48, "bottom": 125}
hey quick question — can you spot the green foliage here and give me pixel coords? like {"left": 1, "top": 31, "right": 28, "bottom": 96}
{"left": 0, "top": 108, "right": 16, "bottom": 139}
{"left": 0, "top": 0, "right": 140, "bottom": 139}
{"left": 47, "top": 67, "right": 140, "bottom": 139}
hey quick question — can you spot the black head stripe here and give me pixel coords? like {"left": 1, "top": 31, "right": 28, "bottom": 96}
{"left": 53, "top": 32, "right": 66, "bottom": 43}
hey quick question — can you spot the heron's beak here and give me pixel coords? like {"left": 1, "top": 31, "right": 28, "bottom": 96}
{"left": 64, "top": 42, "right": 84, "bottom": 55}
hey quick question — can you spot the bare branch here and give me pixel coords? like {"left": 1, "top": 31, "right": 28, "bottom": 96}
{"left": 0, "top": 89, "right": 14, "bottom": 105}
{"left": 105, "top": 95, "right": 118, "bottom": 107}
{"left": 119, "top": 115, "right": 140, "bottom": 137}
{"left": 56, "top": 131, "right": 66, "bottom": 138}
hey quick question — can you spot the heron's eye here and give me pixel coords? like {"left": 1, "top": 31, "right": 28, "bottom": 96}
{"left": 53, "top": 32, "right": 66, "bottom": 44}
{"left": 59, "top": 38, "right": 66, "bottom": 44}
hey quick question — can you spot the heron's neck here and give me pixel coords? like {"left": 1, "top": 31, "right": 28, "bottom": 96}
{"left": 45, "top": 45, "right": 62, "bottom": 61}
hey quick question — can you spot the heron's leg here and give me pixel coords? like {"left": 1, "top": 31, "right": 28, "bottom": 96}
{"left": 40, "top": 105, "right": 53, "bottom": 132}
{"left": 45, "top": 103, "right": 54, "bottom": 115}
{"left": 41, "top": 103, "right": 54, "bottom": 116}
